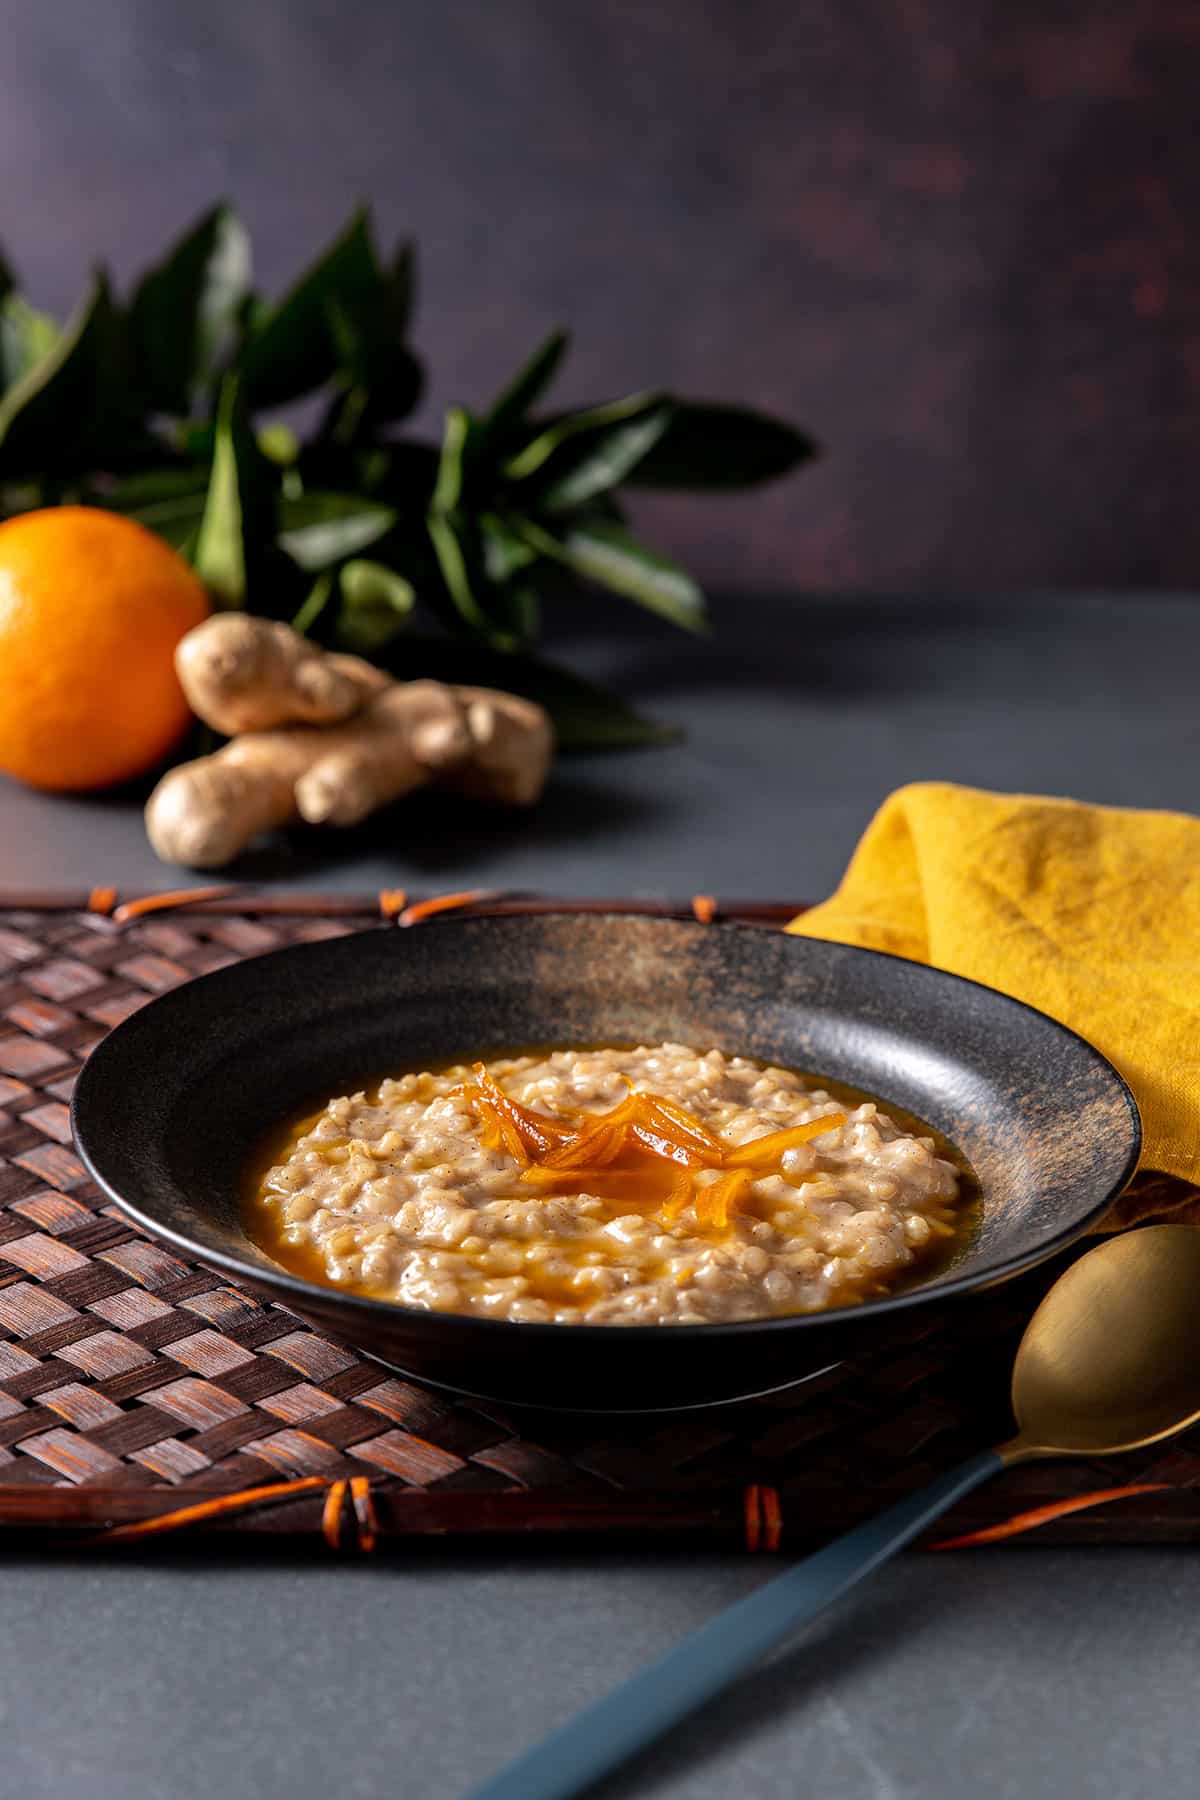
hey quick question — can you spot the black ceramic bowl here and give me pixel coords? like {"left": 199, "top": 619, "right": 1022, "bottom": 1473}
{"left": 71, "top": 915, "right": 1139, "bottom": 1411}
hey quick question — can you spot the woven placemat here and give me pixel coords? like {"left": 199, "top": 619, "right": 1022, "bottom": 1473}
{"left": 0, "top": 890, "right": 1196, "bottom": 1554}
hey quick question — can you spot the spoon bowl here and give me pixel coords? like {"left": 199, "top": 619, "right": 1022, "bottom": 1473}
{"left": 1007, "top": 1222, "right": 1200, "bottom": 1459}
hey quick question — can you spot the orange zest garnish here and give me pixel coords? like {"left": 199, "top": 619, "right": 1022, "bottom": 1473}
{"left": 694, "top": 1168, "right": 755, "bottom": 1229}
{"left": 474, "top": 1095, "right": 530, "bottom": 1165}
{"left": 660, "top": 1167, "right": 696, "bottom": 1222}
{"left": 468, "top": 1064, "right": 573, "bottom": 1158}
{"left": 626, "top": 1117, "right": 709, "bottom": 1168}
{"left": 536, "top": 1092, "right": 640, "bottom": 1168}
{"left": 458, "top": 1066, "right": 845, "bottom": 1233}
{"left": 639, "top": 1093, "right": 726, "bottom": 1158}
{"left": 723, "top": 1115, "right": 846, "bottom": 1169}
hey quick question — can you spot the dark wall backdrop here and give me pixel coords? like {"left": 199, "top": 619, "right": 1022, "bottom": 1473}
{"left": 3, "top": 0, "right": 1198, "bottom": 591}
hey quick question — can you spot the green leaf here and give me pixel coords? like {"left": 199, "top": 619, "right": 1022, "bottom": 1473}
{"left": 335, "top": 557, "right": 415, "bottom": 651}
{"left": 0, "top": 294, "right": 59, "bottom": 395}
{"left": 292, "top": 569, "right": 335, "bottom": 636}
{"left": 238, "top": 293, "right": 271, "bottom": 340}
{"left": 480, "top": 512, "right": 538, "bottom": 584}
{"left": 0, "top": 274, "right": 114, "bottom": 478}
{"left": 276, "top": 490, "right": 396, "bottom": 571}
{"left": 257, "top": 422, "right": 300, "bottom": 465}
{"left": 101, "top": 468, "right": 209, "bottom": 509}
{"left": 535, "top": 403, "right": 673, "bottom": 511}
{"left": 193, "top": 375, "right": 275, "bottom": 604}
{"left": 97, "top": 470, "right": 210, "bottom": 552}
{"left": 426, "top": 510, "right": 495, "bottom": 636}
{"left": 237, "top": 208, "right": 382, "bottom": 408}
{"left": 479, "top": 328, "right": 568, "bottom": 448}
{"left": 503, "top": 390, "right": 663, "bottom": 484}
{"left": 511, "top": 515, "right": 708, "bottom": 633}
{"left": 430, "top": 406, "right": 473, "bottom": 514}
{"left": 625, "top": 401, "right": 817, "bottom": 488}
{"left": 377, "top": 637, "right": 677, "bottom": 751}
{"left": 129, "top": 204, "right": 251, "bottom": 415}
{"left": 490, "top": 583, "right": 540, "bottom": 646}
{"left": 319, "top": 237, "right": 420, "bottom": 434}
{"left": 130, "top": 495, "right": 207, "bottom": 554}
{"left": 324, "top": 290, "right": 423, "bottom": 430}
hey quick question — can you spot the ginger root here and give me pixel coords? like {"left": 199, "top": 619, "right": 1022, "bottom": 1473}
{"left": 146, "top": 618, "right": 554, "bottom": 868}
{"left": 175, "top": 615, "right": 388, "bottom": 734}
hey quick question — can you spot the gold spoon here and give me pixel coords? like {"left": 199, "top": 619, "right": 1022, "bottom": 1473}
{"left": 473, "top": 1223, "right": 1200, "bottom": 1800}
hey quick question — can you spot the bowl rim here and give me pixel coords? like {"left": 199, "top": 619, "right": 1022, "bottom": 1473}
{"left": 71, "top": 912, "right": 1143, "bottom": 1344}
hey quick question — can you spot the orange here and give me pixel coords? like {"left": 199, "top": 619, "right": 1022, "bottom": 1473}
{"left": 0, "top": 507, "right": 210, "bottom": 792}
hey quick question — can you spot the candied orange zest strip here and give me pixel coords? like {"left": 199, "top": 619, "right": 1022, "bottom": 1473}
{"left": 537, "top": 1094, "right": 640, "bottom": 1168}
{"left": 575, "top": 1123, "right": 629, "bottom": 1168}
{"left": 695, "top": 1168, "right": 754, "bottom": 1229}
{"left": 627, "top": 1117, "right": 711, "bottom": 1167}
{"left": 519, "top": 1164, "right": 651, "bottom": 1192}
{"left": 461, "top": 1085, "right": 536, "bottom": 1164}
{"left": 471, "top": 1096, "right": 504, "bottom": 1152}
{"left": 468, "top": 1094, "right": 528, "bottom": 1162}
{"left": 530, "top": 1089, "right": 716, "bottom": 1174}
{"left": 469, "top": 1066, "right": 836, "bottom": 1231}
{"left": 493, "top": 1103, "right": 531, "bottom": 1165}
{"left": 660, "top": 1168, "right": 696, "bottom": 1221}
{"left": 470, "top": 1065, "right": 573, "bottom": 1155}
{"left": 638, "top": 1094, "right": 725, "bottom": 1159}
{"left": 723, "top": 1112, "right": 846, "bottom": 1169}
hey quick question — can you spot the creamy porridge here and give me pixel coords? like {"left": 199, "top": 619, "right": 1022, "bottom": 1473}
{"left": 248, "top": 1044, "right": 965, "bottom": 1325}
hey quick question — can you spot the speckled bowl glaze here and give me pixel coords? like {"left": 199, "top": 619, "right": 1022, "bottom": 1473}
{"left": 71, "top": 915, "right": 1140, "bottom": 1410}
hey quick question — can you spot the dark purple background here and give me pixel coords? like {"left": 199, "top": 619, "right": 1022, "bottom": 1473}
{"left": 4, "top": 0, "right": 1198, "bottom": 590}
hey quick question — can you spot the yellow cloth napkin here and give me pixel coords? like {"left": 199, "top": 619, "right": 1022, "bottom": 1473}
{"left": 786, "top": 783, "right": 1200, "bottom": 1211}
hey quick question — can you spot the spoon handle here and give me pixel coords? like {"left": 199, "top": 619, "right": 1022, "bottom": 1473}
{"left": 470, "top": 1448, "right": 1003, "bottom": 1800}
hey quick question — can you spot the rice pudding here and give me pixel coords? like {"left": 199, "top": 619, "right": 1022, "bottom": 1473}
{"left": 249, "top": 1044, "right": 964, "bottom": 1326}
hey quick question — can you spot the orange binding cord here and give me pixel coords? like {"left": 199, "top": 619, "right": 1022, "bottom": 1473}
{"left": 378, "top": 888, "right": 409, "bottom": 921}
{"left": 397, "top": 888, "right": 499, "bottom": 927}
{"left": 744, "top": 1484, "right": 763, "bottom": 1552}
{"left": 350, "top": 1475, "right": 379, "bottom": 1553}
{"left": 322, "top": 1480, "right": 348, "bottom": 1550}
{"left": 82, "top": 1475, "right": 332, "bottom": 1546}
{"left": 929, "top": 1482, "right": 1171, "bottom": 1551}
{"left": 321, "top": 1478, "right": 378, "bottom": 1552}
{"left": 691, "top": 894, "right": 718, "bottom": 923}
{"left": 87, "top": 886, "right": 118, "bottom": 916}
{"left": 112, "top": 884, "right": 236, "bottom": 924}
{"left": 760, "top": 1484, "right": 783, "bottom": 1552}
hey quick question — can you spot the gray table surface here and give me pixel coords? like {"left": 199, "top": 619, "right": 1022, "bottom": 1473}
{"left": 2, "top": 590, "right": 1198, "bottom": 1800}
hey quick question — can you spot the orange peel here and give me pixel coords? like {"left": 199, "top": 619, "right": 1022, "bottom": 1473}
{"left": 458, "top": 1067, "right": 845, "bottom": 1233}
